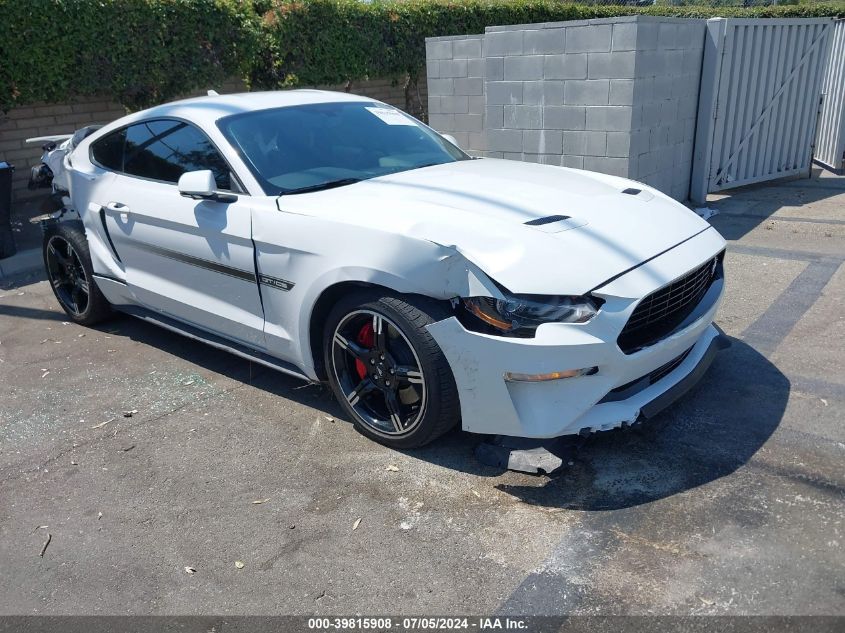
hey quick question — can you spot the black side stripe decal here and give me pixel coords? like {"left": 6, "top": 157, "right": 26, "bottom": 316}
{"left": 134, "top": 242, "right": 294, "bottom": 291}
{"left": 138, "top": 242, "right": 256, "bottom": 282}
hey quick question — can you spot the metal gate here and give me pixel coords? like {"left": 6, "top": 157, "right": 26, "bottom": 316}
{"left": 814, "top": 19, "right": 845, "bottom": 174}
{"left": 691, "top": 18, "right": 834, "bottom": 203}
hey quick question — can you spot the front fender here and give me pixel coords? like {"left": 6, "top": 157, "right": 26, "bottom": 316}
{"left": 251, "top": 207, "right": 506, "bottom": 378}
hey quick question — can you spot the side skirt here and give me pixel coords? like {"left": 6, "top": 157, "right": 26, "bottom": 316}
{"left": 116, "top": 304, "right": 313, "bottom": 384}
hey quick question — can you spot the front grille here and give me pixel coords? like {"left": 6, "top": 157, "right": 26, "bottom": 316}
{"left": 618, "top": 252, "right": 723, "bottom": 354}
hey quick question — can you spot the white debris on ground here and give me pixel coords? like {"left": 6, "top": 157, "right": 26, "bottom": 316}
{"left": 398, "top": 497, "right": 424, "bottom": 530}
{"left": 694, "top": 207, "right": 720, "bottom": 220}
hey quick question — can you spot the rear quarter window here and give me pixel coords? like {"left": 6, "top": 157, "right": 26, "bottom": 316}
{"left": 90, "top": 129, "right": 126, "bottom": 171}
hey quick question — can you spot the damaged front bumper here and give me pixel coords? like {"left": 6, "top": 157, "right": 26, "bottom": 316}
{"left": 426, "top": 228, "right": 728, "bottom": 438}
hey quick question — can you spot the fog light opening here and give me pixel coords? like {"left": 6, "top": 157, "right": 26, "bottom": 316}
{"left": 504, "top": 366, "right": 598, "bottom": 383}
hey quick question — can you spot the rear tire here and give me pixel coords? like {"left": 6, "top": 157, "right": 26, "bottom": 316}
{"left": 323, "top": 291, "right": 460, "bottom": 449}
{"left": 43, "top": 222, "right": 112, "bottom": 326}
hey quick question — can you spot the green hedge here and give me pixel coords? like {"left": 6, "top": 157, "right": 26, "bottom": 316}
{"left": 0, "top": 0, "right": 260, "bottom": 112}
{"left": 2, "top": 0, "right": 844, "bottom": 113}
{"left": 254, "top": 0, "right": 845, "bottom": 89}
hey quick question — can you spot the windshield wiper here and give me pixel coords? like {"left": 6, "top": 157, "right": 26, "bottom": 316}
{"left": 280, "top": 178, "right": 361, "bottom": 195}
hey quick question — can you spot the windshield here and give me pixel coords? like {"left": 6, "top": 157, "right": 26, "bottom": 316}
{"left": 217, "top": 101, "right": 469, "bottom": 195}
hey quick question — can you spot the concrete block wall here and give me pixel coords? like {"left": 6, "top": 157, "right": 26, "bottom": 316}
{"left": 0, "top": 75, "right": 427, "bottom": 206}
{"left": 426, "top": 34, "right": 486, "bottom": 154}
{"left": 628, "top": 18, "right": 705, "bottom": 200}
{"left": 425, "top": 16, "right": 706, "bottom": 200}
{"left": 484, "top": 18, "right": 639, "bottom": 174}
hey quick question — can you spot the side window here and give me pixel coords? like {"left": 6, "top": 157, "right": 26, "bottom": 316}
{"left": 90, "top": 129, "right": 125, "bottom": 171}
{"left": 122, "top": 120, "right": 232, "bottom": 190}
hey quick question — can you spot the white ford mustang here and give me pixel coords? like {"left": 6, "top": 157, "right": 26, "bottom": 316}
{"left": 36, "top": 90, "right": 727, "bottom": 448}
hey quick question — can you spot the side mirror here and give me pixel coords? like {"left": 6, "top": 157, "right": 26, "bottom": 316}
{"left": 441, "top": 133, "right": 460, "bottom": 148}
{"left": 178, "top": 170, "right": 236, "bottom": 203}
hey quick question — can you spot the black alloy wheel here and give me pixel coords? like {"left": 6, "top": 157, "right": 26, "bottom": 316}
{"left": 43, "top": 222, "right": 112, "bottom": 326}
{"left": 323, "top": 293, "right": 460, "bottom": 448}
{"left": 45, "top": 234, "right": 90, "bottom": 317}
{"left": 331, "top": 309, "right": 427, "bottom": 437}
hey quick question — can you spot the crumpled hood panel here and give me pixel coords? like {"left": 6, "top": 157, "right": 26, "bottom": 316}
{"left": 276, "top": 159, "right": 712, "bottom": 295}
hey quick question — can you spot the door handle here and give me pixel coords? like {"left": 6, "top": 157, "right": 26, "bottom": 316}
{"left": 106, "top": 202, "right": 131, "bottom": 221}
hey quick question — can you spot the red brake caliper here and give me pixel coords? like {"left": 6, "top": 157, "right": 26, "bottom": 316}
{"left": 354, "top": 322, "right": 375, "bottom": 380}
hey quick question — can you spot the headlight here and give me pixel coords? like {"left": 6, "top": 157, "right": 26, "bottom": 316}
{"left": 463, "top": 294, "right": 601, "bottom": 335}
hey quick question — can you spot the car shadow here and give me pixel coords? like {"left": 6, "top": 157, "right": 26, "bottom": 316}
{"left": 83, "top": 311, "right": 349, "bottom": 416}
{"left": 96, "top": 315, "right": 788, "bottom": 511}
{"left": 79, "top": 311, "right": 506, "bottom": 473}
{"left": 5, "top": 295, "right": 787, "bottom": 511}
{"left": 0, "top": 302, "right": 68, "bottom": 321}
{"left": 481, "top": 337, "right": 789, "bottom": 510}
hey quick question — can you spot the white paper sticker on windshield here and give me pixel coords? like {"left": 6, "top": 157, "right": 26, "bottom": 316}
{"left": 365, "top": 107, "right": 417, "bottom": 126}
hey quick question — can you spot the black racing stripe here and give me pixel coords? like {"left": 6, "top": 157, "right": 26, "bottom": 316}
{"left": 136, "top": 242, "right": 256, "bottom": 283}
{"left": 588, "top": 226, "right": 713, "bottom": 294}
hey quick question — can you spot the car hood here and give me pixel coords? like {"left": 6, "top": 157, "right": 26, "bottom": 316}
{"left": 276, "top": 159, "right": 712, "bottom": 295}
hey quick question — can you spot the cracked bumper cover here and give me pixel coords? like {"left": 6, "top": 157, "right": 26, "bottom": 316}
{"left": 426, "top": 228, "right": 728, "bottom": 438}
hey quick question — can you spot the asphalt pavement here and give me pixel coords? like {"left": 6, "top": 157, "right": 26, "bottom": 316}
{"left": 0, "top": 171, "right": 842, "bottom": 615}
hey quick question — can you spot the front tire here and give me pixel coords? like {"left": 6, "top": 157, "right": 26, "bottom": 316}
{"left": 43, "top": 222, "right": 112, "bottom": 326}
{"left": 323, "top": 291, "right": 460, "bottom": 449}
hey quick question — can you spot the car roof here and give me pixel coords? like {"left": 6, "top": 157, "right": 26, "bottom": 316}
{"left": 135, "top": 89, "right": 379, "bottom": 125}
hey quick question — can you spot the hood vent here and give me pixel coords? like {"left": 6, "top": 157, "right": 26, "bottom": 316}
{"left": 621, "top": 187, "right": 655, "bottom": 202}
{"left": 525, "top": 214, "right": 570, "bottom": 226}
{"left": 523, "top": 214, "right": 587, "bottom": 234}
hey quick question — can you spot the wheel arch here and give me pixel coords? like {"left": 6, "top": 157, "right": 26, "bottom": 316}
{"left": 307, "top": 280, "right": 456, "bottom": 381}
